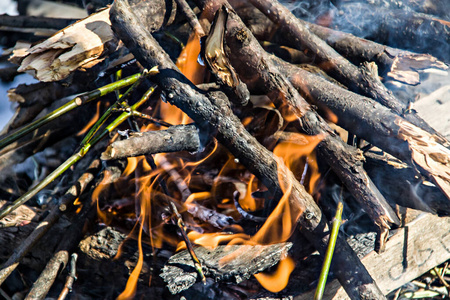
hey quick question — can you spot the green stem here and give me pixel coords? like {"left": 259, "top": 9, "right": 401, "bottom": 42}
{"left": 0, "top": 73, "right": 143, "bottom": 151}
{"left": 0, "top": 85, "right": 156, "bottom": 221}
{"left": 80, "top": 67, "right": 158, "bottom": 146}
{"left": 314, "top": 201, "right": 344, "bottom": 300}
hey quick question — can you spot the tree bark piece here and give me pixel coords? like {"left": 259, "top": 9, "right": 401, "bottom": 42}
{"left": 222, "top": 6, "right": 399, "bottom": 234}
{"left": 110, "top": 1, "right": 385, "bottom": 298}
{"left": 101, "top": 124, "right": 200, "bottom": 160}
{"left": 161, "top": 243, "right": 292, "bottom": 294}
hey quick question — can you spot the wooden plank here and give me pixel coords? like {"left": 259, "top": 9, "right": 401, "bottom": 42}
{"left": 295, "top": 213, "right": 450, "bottom": 299}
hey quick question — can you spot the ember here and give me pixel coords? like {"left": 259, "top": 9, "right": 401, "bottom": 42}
{"left": 0, "top": 0, "right": 450, "bottom": 299}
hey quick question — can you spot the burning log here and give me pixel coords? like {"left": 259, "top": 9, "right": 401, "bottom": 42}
{"left": 1, "top": 0, "right": 450, "bottom": 298}
{"left": 110, "top": 1, "right": 386, "bottom": 298}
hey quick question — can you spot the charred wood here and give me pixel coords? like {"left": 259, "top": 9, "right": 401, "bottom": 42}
{"left": 110, "top": 1, "right": 385, "bottom": 298}
{"left": 25, "top": 198, "right": 96, "bottom": 300}
{"left": 160, "top": 243, "right": 292, "bottom": 294}
{"left": 0, "top": 158, "right": 101, "bottom": 285}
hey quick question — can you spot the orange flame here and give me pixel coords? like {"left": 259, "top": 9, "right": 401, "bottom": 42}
{"left": 254, "top": 256, "right": 295, "bottom": 292}
{"left": 77, "top": 101, "right": 101, "bottom": 136}
{"left": 117, "top": 211, "right": 145, "bottom": 300}
{"left": 239, "top": 175, "right": 257, "bottom": 211}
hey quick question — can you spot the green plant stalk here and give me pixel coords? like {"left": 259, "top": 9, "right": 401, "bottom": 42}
{"left": 314, "top": 201, "right": 344, "bottom": 300}
{"left": 81, "top": 66, "right": 158, "bottom": 146}
{"left": 0, "top": 85, "right": 156, "bottom": 221}
{"left": 0, "top": 73, "right": 142, "bottom": 151}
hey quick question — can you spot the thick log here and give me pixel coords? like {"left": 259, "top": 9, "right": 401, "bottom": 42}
{"left": 109, "top": 1, "right": 385, "bottom": 298}
{"left": 101, "top": 124, "right": 200, "bottom": 160}
{"left": 222, "top": 6, "right": 399, "bottom": 233}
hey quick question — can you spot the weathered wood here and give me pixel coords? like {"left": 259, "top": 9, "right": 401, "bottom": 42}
{"left": 101, "top": 124, "right": 200, "bottom": 160}
{"left": 161, "top": 243, "right": 292, "bottom": 294}
{"left": 295, "top": 213, "right": 450, "bottom": 299}
{"left": 110, "top": 1, "right": 385, "bottom": 298}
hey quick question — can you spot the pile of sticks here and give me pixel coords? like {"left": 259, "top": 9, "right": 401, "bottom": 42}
{"left": 0, "top": 0, "right": 449, "bottom": 299}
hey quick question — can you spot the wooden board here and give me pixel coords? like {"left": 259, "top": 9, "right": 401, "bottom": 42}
{"left": 296, "top": 213, "right": 450, "bottom": 299}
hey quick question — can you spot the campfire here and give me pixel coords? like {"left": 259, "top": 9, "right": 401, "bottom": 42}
{"left": 0, "top": 0, "right": 450, "bottom": 299}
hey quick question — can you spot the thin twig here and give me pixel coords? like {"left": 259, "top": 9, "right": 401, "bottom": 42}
{"left": 174, "top": 0, "right": 206, "bottom": 37}
{"left": 57, "top": 253, "right": 78, "bottom": 300}
{"left": 0, "top": 72, "right": 144, "bottom": 151}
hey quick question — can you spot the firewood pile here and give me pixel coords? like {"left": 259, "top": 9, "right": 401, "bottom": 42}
{"left": 0, "top": 0, "right": 449, "bottom": 299}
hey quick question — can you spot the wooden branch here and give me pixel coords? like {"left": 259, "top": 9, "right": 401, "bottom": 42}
{"left": 303, "top": 21, "right": 448, "bottom": 85}
{"left": 174, "top": 0, "right": 206, "bottom": 37}
{"left": 239, "top": 5, "right": 448, "bottom": 85}
{"left": 222, "top": 6, "right": 399, "bottom": 234}
{"left": 109, "top": 1, "right": 385, "bottom": 298}
{"left": 274, "top": 58, "right": 450, "bottom": 200}
{"left": 101, "top": 124, "right": 200, "bottom": 160}
{"left": 247, "top": 0, "right": 447, "bottom": 141}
